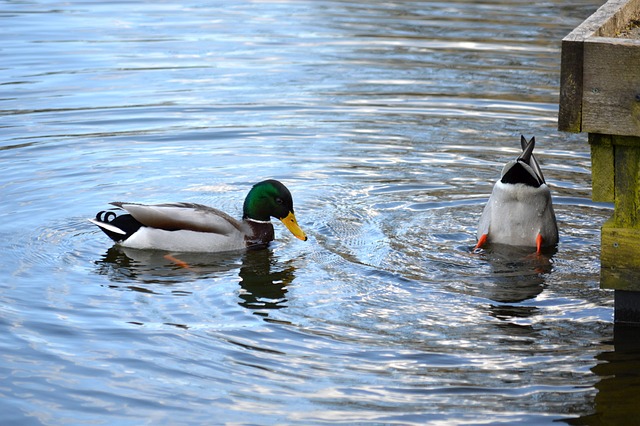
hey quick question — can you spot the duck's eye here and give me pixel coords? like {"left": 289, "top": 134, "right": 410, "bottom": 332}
{"left": 275, "top": 197, "right": 284, "bottom": 205}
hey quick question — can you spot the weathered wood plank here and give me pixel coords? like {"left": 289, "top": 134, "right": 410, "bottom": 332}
{"left": 597, "top": 134, "right": 640, "bottom": 291}
{"left": 590, "top": 134, "right": 615, "bottom": 202}
{"left": 558, "top": 38, "right": 584, "bottom": 132}
{"left": 582, "top": 37, "right": 640, "bottom": 137}
{"left": 558, "top": 0, "right": 640, "bottom": 134}
{"left": 613, "top": 139, "right": 640, "bottom": 226}
{"left": 601, "top": 220, "right": 640, "bottom": 272}
{"left": 596, "top": 0, "right": 640, "bottom": 37}
{"left": 565, "top": 0, "right": 634, "bottom": 40}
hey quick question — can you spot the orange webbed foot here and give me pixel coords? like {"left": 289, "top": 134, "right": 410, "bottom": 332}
{"left": 475, "top": 234, "right": 488, "bottom": 249}
{"left": 164, "top": 254, "right": 191, "bottom": 269}
{"left": 536, "top": 233, "right": 543, "bottom": 255}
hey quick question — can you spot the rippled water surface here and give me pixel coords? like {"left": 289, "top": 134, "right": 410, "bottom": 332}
{"left": 3, "top": 0, "right": 638, "bottom": 424}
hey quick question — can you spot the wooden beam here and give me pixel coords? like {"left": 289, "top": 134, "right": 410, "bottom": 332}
{"left": 613, "top": 139, "right": 640, "bottom": 226}
{"left": 602, "top": 222, "right": 640, "bottom": 265}
{"left": 615, "top": 290, "right": 640, "bottom": 323}
{"left": 590, "top": 134, "right": 615, "bottom": 202}
{"left": 558, "top": 0, "right": 640, "bottom": 134}
{"left": 558, "top": 36, "right": 584, "bottom": 132}
{"left": 582, "top": 38, "right": 640, "bottom": 137}
{"left": 596, "top": 0, "right": 640, "bottom": 37}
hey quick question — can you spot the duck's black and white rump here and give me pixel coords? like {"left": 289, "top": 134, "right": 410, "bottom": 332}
{"left": 476, "top": 136, "right": 558, "bottom": 253}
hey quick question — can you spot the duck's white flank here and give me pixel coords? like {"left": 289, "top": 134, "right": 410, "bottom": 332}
{"left": 121, "top": 227, "right": 247, "bottom": 252}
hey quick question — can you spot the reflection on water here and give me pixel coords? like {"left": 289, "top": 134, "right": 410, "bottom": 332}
{"left": 477, "top": 244, "right": 555, "bottom": 303}
{"left": 238, "top": 249, "right": 296, "bottom": 315}
{"left": 473, "top": 245, "right": 554, "bottom": 347}
{"left": 97, "top": 246, "right": 295, "bottom": 317}
{"left": 569, "top": 326, "right": 640, "bottom": 425}
{"left": 96, "top": 246, "right": 243, "bottom": 286}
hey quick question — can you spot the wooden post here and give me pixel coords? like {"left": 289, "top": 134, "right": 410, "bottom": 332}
{"left": 594, "top": 135, "right": 640, "bottom": 291}
{"left": 559, "top": 0, "right": 640, "bottom": 324}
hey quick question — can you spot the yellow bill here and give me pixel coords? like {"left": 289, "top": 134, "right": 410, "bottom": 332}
{"left": 280, "top": 211, "right": 307, "bottom": 241}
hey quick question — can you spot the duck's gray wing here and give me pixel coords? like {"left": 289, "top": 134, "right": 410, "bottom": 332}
{"left": 111, "top": 202, "right": 243, "bottom": 235}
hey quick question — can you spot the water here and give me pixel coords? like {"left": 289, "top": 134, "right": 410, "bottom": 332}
{"left": 2, "top": 0, "right": 637, "bottom": 424}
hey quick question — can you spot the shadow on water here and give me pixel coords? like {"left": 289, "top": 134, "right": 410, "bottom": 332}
{"left": 95, "top": 246, "right": 295, "bottom": 317}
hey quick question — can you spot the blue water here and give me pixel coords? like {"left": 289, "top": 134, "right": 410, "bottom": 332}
{"left": 3, "top": 0, "right": 637, "bottom": 424}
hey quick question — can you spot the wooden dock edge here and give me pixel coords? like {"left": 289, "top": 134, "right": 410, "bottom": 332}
{"left": 559, "top": 0, "right": 640, "bottom": 134}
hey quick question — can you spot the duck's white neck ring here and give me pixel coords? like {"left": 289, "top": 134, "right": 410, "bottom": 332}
{"left": 246, "top": 218, "right": 272, "bottom": 224}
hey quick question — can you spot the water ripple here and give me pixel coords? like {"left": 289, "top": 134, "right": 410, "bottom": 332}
{"left": 0, "top": 0, "right": 619, "bottom": 424}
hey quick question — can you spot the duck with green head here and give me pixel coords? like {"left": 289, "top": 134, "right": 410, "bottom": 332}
{"left": 89, "top": 179, "right": 307, "bottom": 252}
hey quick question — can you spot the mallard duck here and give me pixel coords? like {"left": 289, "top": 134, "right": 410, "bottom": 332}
{"left": 475, "top": 136, "right": 558, "bottom": 253}
{"left": 89, "top": 179, "right": 307, "bottom": 252}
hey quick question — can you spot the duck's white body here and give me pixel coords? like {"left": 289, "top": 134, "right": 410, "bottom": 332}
{"left": 476, "top": 136, "right": 558, "bottom": 252}
{"left": 476, "top": 180, "right": 557, "bottom": 248}
{"left": 122, "top": 227, "right": 244, "bottom": 252}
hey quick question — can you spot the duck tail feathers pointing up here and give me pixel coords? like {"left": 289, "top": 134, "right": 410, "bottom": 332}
{"left": 519, "top": 135, "right": 546, "bottom": 184}
{"left": 518, "top": 135, "right": 535, "bottom": 163}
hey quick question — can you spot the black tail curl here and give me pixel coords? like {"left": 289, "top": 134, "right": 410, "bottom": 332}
{"left": 96, "top": 210, "right": 117, "bottom": 223}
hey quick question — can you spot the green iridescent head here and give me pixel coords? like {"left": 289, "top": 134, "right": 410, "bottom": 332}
{"left": 243, "top": 179, "right": 307, "bottom": 241}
